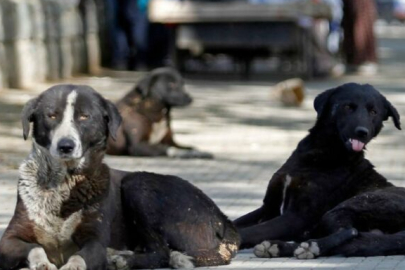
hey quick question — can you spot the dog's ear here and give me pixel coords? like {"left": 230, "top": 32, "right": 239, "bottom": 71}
{"left": 314, "top": 88, "right": 337, "bottom": 118}
{"left": 136, "top": 75, "right": 152, "bottom": 97}
{"left": 383, "top": 98, "right": 401, "bottom": 130}
{"left": 105, "top": 100, "right": 122, "bottom": 140}
{"left": 21, "top": 98, "right": 38, "bottom": 140}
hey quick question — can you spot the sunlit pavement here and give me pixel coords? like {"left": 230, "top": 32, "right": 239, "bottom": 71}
{"left": 1, "top": 31, "right": 405, "bottom": 269}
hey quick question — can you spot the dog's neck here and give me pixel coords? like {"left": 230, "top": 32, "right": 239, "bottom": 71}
{"left": 121, "top": 93, "right": 169, "bottom": 122}
{"left": 20, "top": 142, "right": 105, "bottom": 187}
{"left": 18, "top": 142, "right": 110, "bottom": 223}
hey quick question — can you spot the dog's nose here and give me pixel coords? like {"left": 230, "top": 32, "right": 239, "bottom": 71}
{"left": 355, "top": 127, "right": 369, "bottom": 138}
{"left": 57, "top": 138, "right": 76, "bottom": 154}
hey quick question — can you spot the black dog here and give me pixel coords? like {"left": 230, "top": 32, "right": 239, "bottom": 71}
{"left": 235, "top": 83, "right": 405, "bottom": 259}
{"left": 0, "top": 84, "right": 239, "bottom": 270}
{"left": 107, "top": 67, "right": 213, "bottom": 159}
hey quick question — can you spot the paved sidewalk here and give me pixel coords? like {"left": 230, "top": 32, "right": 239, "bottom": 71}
{"left": 1, "top": 36, "right": 405, "bottom": 269}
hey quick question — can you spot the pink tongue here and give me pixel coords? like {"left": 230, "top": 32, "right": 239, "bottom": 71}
{"left": 352, "top": 139, "right": 365, "bottom": 152}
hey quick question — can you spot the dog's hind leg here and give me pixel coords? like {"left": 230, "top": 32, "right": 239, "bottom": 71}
{"left": 107, "top": 233, "right": 173, "bottom": 269}
{"left": 330, "top": 231, "right": 405, "bottom": 257}
{"left": 183, "top": 239, "right": 238, "bottom": 268}
{"left": 108, "top": 246, "right": 195, "bottom": 269}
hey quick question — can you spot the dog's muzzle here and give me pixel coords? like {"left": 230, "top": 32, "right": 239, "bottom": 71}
{"left": 51, "top": 137, "right": 83, "bottom": 160}
{"left": 57, "top": 138, "right": 76, "bottom": 155}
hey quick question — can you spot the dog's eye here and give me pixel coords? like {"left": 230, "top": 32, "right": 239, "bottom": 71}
{"left": 344, "top": 105, "right": 354, "bottom": 112}
{"left": 79, "top": 114, "right": 89, "bottom": 121}
{"left": 370, "top": 109, "right": 377, "bottom": 116}
{"left": 48, "top": 114, "right": 57, "bottom": 120}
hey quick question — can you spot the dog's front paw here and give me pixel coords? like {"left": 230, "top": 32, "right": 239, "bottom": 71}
{"left": 60, "top": 255, "right": 86, "bottom": 270}
{"left": 254, "top": 241, "right": 279, "bottom": 258}
{"left": 107, "top": 250, "right": 133, "bottom": 270}
{"left": 294, "top": 242, "right": 320, "bottom": 259}
{"left": 169, "top": 251, "right": 194, "bottom": 269}
{"left": 28, "top": 247, "right": 57, "bottom": 270}
{"left": 30, "top": 262, "right": 58, "bottom": 270}
{"left": 107, "top": 255, "right": 130, "bottom": 270}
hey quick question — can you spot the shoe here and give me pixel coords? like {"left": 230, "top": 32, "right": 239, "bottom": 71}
{"left": 347, "top": 62, "right": 378, "bottom": 76}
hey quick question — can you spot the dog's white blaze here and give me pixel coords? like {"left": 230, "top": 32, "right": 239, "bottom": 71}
{"left": 149, "top": 118, "right": 168, "bottom": 144}
{"left": 280, "top": 175, "right": 292, "bottom": 215}
{"left": 50, "top": 91, "right": 82, "bottom": 159}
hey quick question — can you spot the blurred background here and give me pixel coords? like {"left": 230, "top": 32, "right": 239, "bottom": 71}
{"left": 0, "top": 0, "right": 404, "bottom": 88}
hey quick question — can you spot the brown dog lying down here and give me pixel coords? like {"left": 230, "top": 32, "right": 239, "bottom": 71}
{"left": 107, "top": 67, "right": 213, "bottom": 159}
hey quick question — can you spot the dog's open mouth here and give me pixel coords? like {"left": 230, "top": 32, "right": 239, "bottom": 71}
{"left": 348, "top": 138, "right": 365, "bottom": 152}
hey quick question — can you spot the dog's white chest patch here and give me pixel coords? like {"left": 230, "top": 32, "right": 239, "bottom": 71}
{"left": 18, "top": 159, "right": 84, "bottom": 252}
{"left": 149, "top": 118, "right": 168, "bottom": 144}
{"left": 280, "top": 175, "right": 292, "bottom": 215}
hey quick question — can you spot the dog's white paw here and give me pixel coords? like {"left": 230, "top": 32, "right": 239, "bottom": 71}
{"left": 28, "top": 247, "right": 57, "bottom": 270}
{"left": 59, "top": 255, "right": 86, "bottom": 270}
{"left": 107, "top": 255, "right": 130, "bottom": 270}
{"left": 30, "top": 262, "right": 58, "bottom": 270}
{"left": 253, "top": 241, "right": 279, "bottom": 258}
{"left": 294, "top": 242, "right": 320, "bottom": 260}
{"left": 169, "top": 251, "right": 194, "bottom": 269}
{"left": 107, "top": 249, "right": 133, "bottom": 270}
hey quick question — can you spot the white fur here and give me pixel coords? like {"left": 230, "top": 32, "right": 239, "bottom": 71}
{"left": 254, "top": 241, "right": 279, "bottom": 258}
{"left": 19, "top": 144, "right": 85, "bottom": 263}
{"left": 169, "top": 251, "right": 194, "bottom": 269}
{"left": 60, "top": 255, "right": 86, "bottom": 270}
{"left": 107, "top": 248, "right": 134, "bottom": 270}
{"left": 149, "top": 118, "right": 168, "bottom": 144}
{"left": 28, "top": 247, "right": 58, "bottom": 270}
{"left": 294, "top": 242, "right": 320, "bottom": 259}
{"left": 108, "top": 255, "right": 129, "bottom": 270}
{"left": 50, "top": 91, "right": 82, "bottom": 159}
{"left": 280, "top": 175, "right": 292, "bottom": 215}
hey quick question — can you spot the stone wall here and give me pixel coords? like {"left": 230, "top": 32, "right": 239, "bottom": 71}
{"left": 0, "top": 0, "right": 101, "bottom": 89}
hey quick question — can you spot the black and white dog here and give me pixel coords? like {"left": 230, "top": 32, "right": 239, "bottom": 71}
{"left": 0, "top": 84, "right": 239, "bottom": 270}
{"left": 235, "top": 83, "right": 405, "bottom": 259}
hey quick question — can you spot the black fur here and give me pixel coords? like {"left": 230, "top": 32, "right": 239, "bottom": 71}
{"left": 235, "top": 83, "right": 405, "bottom": 258}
